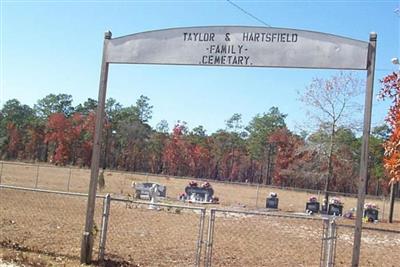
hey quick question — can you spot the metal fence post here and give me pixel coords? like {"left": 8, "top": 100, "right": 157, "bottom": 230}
{"left": 67, "top": 167, "right": 72, "bottom": 192}
{"left": 0, "top": 161, "right": 3, "bottom": 184}
{"left": 35, "top": 165, "right": 40, "bottom": 188}
{"left": 320, "top": 218, "right": 327, "bottom": 267}
{"left": 98, "top": 194, "right": 111, "bottom": 263}
{"left": 321, "top": 216, "right": 337, "bottom": 267}
{"left": 195, "top": 209, "right": 206, "bottom": 267}
{"left": 255, "top": 184, "right": 260, "bottom": 208}
{"left": 381, "top": 195, "right": 386, "bottom": 222}
{"left": 205, "top": 209, "right": 216, "bottom": 267}
{"left": 327, "top": 217, "right": 337, "bottom": 267}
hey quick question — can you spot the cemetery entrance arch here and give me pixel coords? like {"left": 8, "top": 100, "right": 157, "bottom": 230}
{"left": 81, "top": 26, "right": 376, "bottom": 267}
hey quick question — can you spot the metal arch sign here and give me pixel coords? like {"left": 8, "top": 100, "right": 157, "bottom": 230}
{"left": 105, "top": 26, "right": 369, "bottom": 70}
{"left": 82, "top": 26, "right": 377, "bottom": 267}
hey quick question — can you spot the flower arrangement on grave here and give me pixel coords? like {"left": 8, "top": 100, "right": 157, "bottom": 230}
{"left": 201, "top": 181, "right": 211, "bottom": 189}
{"left": 189, "top": 180, "right": 198, "bottom": 187}
{"left": 269, "top": 192, "right": 278, "bottom": 198}
{"left": 308, "top": 195, "right": 318, "bottom": 203}
{"left": 329, "top": 197, "right": 343, "bottom": 205}
{"left": 363, "top": 202, "right": 379, "bottom": 223}
{"left": 178, "top": 192, "right": 187, "bottom": 200}
{"left": 364, "top": 202, "right": 378, "bottom": 210}
{"left": 212, "top": 196, "right": 219, "bottom": 203}
{"left": 343, "top": 208, "right": 355, "bottom": 219}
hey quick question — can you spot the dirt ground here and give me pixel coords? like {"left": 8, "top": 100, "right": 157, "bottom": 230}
{"left": 1, "top": 161, "right": 399, "bottom": 220}
{"left": 1, "top": 161, "right": 400, "bottom": 266}
{"left": 0, "top": 246, "right": 135, "bottom": 267}
{"left": 0, "top": 246, "right": 86, "bottom": 267}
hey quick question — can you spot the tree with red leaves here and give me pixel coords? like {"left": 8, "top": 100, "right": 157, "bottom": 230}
{"left": 25, "top": 124, "right": 45, "bottom": 161}
{"left": 6, "top": 122, "right": 21, "bottom": 159}
{"left": 268, "top": 128, "right": 304, "bottom": 187}
{"left": 379, "top": 71, "right": 400, "bottom": 222}
{"left": 45, "top": 113, "right": 72, "bottom": 165}
{"left": 70, "top": 112, "right": 96, "bottom": 166}
{"left": 163, "top": 122, "right": 191, "bottom": 176}
{"left": 379, "top": 72, "right": 400, "bottom": 184}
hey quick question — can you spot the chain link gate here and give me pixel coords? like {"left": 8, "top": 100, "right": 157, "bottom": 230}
{"left": 97, "top": 196, "right": 207, "bottom": 267}
{"left": 204, "top": 208, "right": 330, "bottom": 267}
{"left": 320, "top": 217, "right": 338, "bottom": 267}
{"left": 4, "top": 183, "right": 398, "bottom": 267}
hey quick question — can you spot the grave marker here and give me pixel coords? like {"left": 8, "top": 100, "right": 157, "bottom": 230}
{"left": 182, "top": 181, "right": 218, "bottom": 204}
{"left": 306, "top": 196, "right": 320, "bottom": 214}
{"left": 266, "top": 192, "right": 279, "bottom": 209}
{"left": 364, "top": 208, "right": 378, "bottom": 222}
{"left": 132, "top": 182, "right": 166, "bottom": 200}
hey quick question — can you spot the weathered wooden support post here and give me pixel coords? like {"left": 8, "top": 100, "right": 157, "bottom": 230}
{"left": 81, "top": 30, "right": 111, "bottom": 264}
{"left": 351, "top": 32, "right": 377, "bottom": 267}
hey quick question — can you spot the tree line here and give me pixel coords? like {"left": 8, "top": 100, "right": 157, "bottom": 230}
{"left": 0, "top": 73, "right": 392, "bottom": 195}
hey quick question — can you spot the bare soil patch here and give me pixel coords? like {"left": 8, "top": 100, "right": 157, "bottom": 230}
{"left": 1, "top": 161, "right": 399, "bottom": 220}
{"left": 1, "top": 161, "right": 400, "bottom": 266}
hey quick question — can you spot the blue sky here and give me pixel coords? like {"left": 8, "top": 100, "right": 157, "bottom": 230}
{"left": 1, "top": 0, "right": 399, "bottom": 134}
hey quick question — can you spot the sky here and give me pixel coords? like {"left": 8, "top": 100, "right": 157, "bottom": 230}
{"left": 1, "top": 0, "right": 399, "bottom": 134}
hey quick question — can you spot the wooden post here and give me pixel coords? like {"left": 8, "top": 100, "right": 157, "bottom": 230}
{"left": 81, "top": 30, "right": 111, "bottom": 264}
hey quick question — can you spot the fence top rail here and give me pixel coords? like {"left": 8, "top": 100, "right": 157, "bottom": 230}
{"left": 0, "top": 184, "right": 106, "bottom": 199}
{"left": 210, "top": 207, "right": 333, "bottom": 221}
{"left": 110, "top": 195, "right": 207, "bottom": 211}
{"left": 337, "top": 223, "right": 400, "bottom": 234}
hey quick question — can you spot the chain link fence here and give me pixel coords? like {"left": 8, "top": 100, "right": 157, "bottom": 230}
{"left": 101, "top": 197, "right": 206, "bottom": 267}
{"left": 1, "top": 161, "right": 398, "bottom": 222}
{"left": 0, "top": 185, "right": 103, "bottom": 261}
{"left": 2, "top": 162, "right": 400, "bottom": 266}
{"left": 0, "top": 184, "right": 207, "bottom": 267}
{"left": 204, "top": 208, "right": 326, "bottom": 267}
{"left": 335, "top": 223, "right": 400, "bottom": 266}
